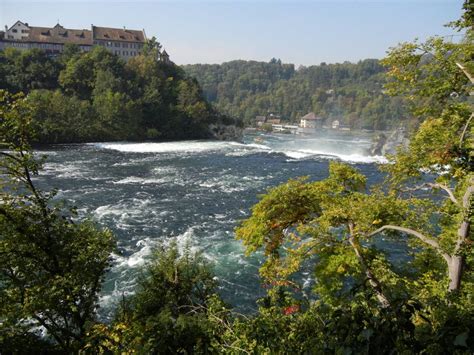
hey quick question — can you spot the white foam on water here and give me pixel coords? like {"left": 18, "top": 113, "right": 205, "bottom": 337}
{"left": 113, "top": 176, "right": 169, "bottom": 185}
{"left": 174, "top": 226, "right": 198, "bottom": 252}
{"left": 114, "top": 238, "right": 157, "bottom": 269}
{"left": 42, "top": 162, "right": 87, "bottom": 178}
{"left": 275, "top": 148, "right": 387, "bottom": 163}
{"left": 198, "top": 173, "right": 266, "bottom": 193}
{"left": 95, "top": 139, "right": 384, "bottom": 164}
{"left": 94, "top": 204, "right": 127, "bottom": 220}
{"left": 96, "top": 141, "right": 240, "bottom": 154}
{"left": 42, "top": 161, "right": 113, "bottom": 180}
{"left": 282, "top": 150, "right": 314, "bottom": 159}
{"left": 233, "top": 142, "right": 271, "bottom": 150}
{"left": 93, "top": 198, "right": 154, "bottom": 226}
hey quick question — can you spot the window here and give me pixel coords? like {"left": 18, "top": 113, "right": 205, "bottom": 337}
{"left": 21, "top": 29, "right": 29, "bottom": 33}
{"left": 115, "top": 42, "right": 120, "bottom": 47}
{"left": 122, "top": 43, "right": 128, "bottom": 48}
{"left": 12, "top": 29, "right": 17, "bottom": 33}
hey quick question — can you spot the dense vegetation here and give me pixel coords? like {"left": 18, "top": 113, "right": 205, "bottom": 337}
{"left": 0, "top": 3, "right": 472, "bottom": 353}
{"left": 183, "top": 58, "right": 410, "bottom": 130}
{"left": 0, "top": 41, "right": 240, "bottom": 144}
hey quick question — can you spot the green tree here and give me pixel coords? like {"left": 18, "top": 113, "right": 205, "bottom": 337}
{"left": 235, "top": 6, "right": 473, "bottom": 352}
{"left": 142, "top": 36, "right": 162, "bottom": 58}
{"left": 379, "top": 10, "right": 473, "bottom": 292}
{"left": 183, "top": 58, "right": 407, "bottom": 129}
{"left": 0, "top": 48, "right": 60, "bottom": 93}
{"left": 0, "top": 90, "right": 115, "bottom": 352}
{"left": 83, "top": 243, "right": 223, "bottom": 353}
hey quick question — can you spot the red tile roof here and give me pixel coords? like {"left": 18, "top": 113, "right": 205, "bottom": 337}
{"left": 92, "top": 26, "right": 145, "bottom": 43}
{"left": 301, "top": 112, "right": 321, "bottom": 120}
{"left": 26, "top": 24, "right": 92, "bottom": 45}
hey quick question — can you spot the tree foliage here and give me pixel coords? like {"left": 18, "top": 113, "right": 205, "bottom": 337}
{"left": 233, "top": 5, "right": 474, "bottom": 352}
{"left": 82, "top": 244, "right": 224, "bottom": 354}
{"left": 184, "top": 58, "right": 410, "bottom": 130}
{"left": 0, "top": 4, "right": 472, "bottom": 354}
{"left": 0, "top": 46, "right": 240, "bottom": 143}
{"left": 0, "top": 90, "right": 115, "bottom": 352}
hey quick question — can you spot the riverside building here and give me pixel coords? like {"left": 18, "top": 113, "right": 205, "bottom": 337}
{"left": 0, "top": 20, "right": 168, "bottom": 61}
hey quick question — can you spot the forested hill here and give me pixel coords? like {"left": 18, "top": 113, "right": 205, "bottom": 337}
{"left": 0, "top": 45, "right": 241, "bottom": 144}
{"left": 183, "top": 58, "right": 410, "bottom": 130}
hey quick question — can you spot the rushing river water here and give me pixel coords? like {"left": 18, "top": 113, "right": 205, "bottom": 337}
{"left": 35, "top": 132, "right": 387, "bottom": 320}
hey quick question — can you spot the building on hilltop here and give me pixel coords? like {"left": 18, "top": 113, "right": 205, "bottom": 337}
{"left": 0, "top": 20, "right": 169, "bottom": 62}
{"left": 91, "top": 25, "right": 145, "bottom": 60}
{"left": 161, "top": 49, "right": 170, "bottom": 63}
{"left": 1, "top": 21, "right": 93, "bottom": 54}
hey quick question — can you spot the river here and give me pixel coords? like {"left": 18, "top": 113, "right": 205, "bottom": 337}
{"left": 35, "top": 131, "right": 387, "bottom": 320}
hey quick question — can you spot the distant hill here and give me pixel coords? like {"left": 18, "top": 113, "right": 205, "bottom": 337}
{"left": 183, "top": 58, "right": 409, "bottom": 130}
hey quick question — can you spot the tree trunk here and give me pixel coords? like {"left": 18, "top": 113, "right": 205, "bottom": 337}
{"left": 449, "top": 220, "right": 469, "bottom": 291}
{"left": 348, "top": 232, "right": 391, "bottom": 308}
{"left": 448, "top": 255, "right": 464, "bottom": 291}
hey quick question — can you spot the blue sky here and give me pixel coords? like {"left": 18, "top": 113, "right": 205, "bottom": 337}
{"left": 0, "top": 0, "right": 464, "bottom": 66}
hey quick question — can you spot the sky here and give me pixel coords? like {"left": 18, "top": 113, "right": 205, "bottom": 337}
{"left": 0, "top": 0, "right": 465, "bottom": 66}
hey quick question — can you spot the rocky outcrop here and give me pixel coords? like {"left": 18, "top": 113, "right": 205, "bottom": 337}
{"left": 369, "top": 128, "right": 409, "bottom": 156}
{"left": 209, "top": 123, "right": 243, "bottom": 142}
{"left": 370, "top": 133, "right": 388, "bottom": 156}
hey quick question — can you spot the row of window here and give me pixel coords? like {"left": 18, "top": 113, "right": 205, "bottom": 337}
{"left": 3, "top": 42, "right": 60, "bottom": 49}
{"left": 94, "top": 40, "right": 143, "bottom": 49}
{"left": 1, "top": 42, "right": 143, "bottom": 57}
{"left": 11, "top": 29, "right": 29, "bottom": 33}
{"left": 5, "top": 42, "right": 29, "bottom": 47}
{"left": 113, "top": 50, "right": 140, "bottom": 56}
{"left": 10, "top": 29, "right": 30, "bottom": 35}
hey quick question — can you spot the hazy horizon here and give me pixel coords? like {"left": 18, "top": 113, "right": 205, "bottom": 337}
{"left": 0, "top": 0, "right": 464, "bottom": 66}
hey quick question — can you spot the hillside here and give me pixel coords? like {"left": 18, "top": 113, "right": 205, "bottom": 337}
{"left": 183, "top": 58, "right": 410, "bottom": 130}
{"left": 0, "top": 45, "right": 242, "bottom": 144}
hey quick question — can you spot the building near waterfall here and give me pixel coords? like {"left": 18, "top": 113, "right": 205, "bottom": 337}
{"left": 299, "top": 112, "right": 323, "bottom": 129}
{"left": 0, "top": 20, "right": 169, "bottom": 62}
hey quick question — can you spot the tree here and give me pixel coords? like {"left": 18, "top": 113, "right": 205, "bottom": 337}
{"left": 0, "top": 48, "right": 60, "bottom": 93}
{"left": 83, "top": 243, "right": 223, "bottom": 353}
{"left": 183, "top": 58, "right": 405, "bottom": 129}
{"left": 236, "top": 163, "right": 411, "bottom": 309}
{"left": 235, "top": 5, "right": 473, "bottom": 351}
{"left": 237, "top": 1, "right": 473, "bottom": 296}
{"left": 142, "top": 36, "right": 162, "bottom": 58}
{"left": 379, "top": 8, "right": 473, "bottom": 292}
{"left": 0, "top": 90, "right": 115, "bottom": 352}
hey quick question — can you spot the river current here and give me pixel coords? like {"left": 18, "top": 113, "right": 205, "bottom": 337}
{"left": 35, "top": 132, "right": 387, "bottom": 320}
